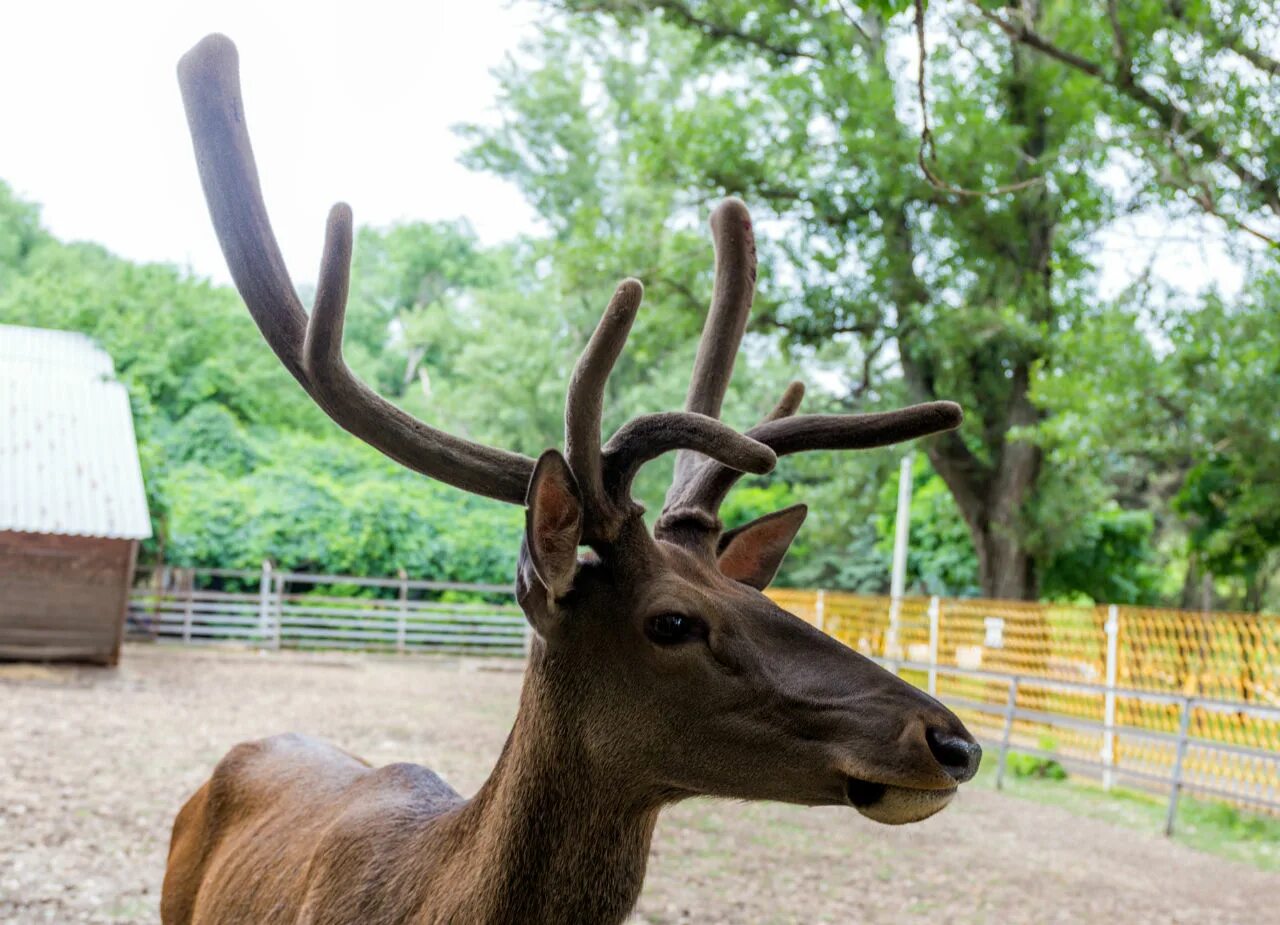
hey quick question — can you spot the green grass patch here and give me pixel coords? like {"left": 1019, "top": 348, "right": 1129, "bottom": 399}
{"left": 974, "top": 759, "right": 1280, "bottom": 871}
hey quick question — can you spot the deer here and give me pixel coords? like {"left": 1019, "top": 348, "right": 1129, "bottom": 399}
{"left": 162, "top": 34, "right": 982, "bottom": 925}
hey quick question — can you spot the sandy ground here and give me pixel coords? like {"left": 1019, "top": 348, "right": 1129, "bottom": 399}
{"left": 1, "top": 645, "right": 1276, "bottom": 924}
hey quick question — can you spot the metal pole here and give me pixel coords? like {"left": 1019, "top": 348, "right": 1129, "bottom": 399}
{"left": 1164, "top": 697, "right": 1194, "bottom": 836}
{"left": 815, "top": 589, "right": 827, "bottom": 634}
{"left": 397, "top": 569, "right": 408, "bottom": 655}
{"left": 258, "top": 560, "right": 273, "bottom": 648}
{"left": 1102, "top": 604, "right": 1120, "bottom": 790}
{"left": 995, "top": 676, "right": 1020, "bottom": 791}
{"left": 886, "top": 454, "right": 914, "bottom": 670}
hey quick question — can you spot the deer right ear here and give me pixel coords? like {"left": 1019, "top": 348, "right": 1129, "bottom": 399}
{"left": 522, "top": 450, "right": 584, "bottom": 603}
{"left": 717, "top": 504, "right": 808, "bottom": 590}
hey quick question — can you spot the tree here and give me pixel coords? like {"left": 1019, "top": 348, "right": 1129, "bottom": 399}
{"left": 465, "top": 3, "right": 1123, "bottom": 598}
{"left": 1035, "top": 267, "right": 1280, "bottom": 611}
{"left": 959, "top": 0, "right": 1279, "bottom": 242}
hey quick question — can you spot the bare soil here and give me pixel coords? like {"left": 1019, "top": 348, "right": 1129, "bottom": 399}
{"left": 1, "top": 645, "right": 1275, "bottom": 924}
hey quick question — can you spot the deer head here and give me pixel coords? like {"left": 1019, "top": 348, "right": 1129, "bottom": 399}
{"left": 178, "top": 34, "right": 979, "bottom": 827}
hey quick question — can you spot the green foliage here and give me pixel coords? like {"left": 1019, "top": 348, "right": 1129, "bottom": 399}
{"left": 1035, "top": 267, "right": 1280, "bottom": 610}
{"left": 3, "top": 0, "right": 1279, "bottom": 618}
{"left": 463, "top": 1, "right": 1279, "bottom": 605}
{"left": 161, "top": 438, "right": 521, "bottom": 582}
{"left": 875, "top": 460, "right": 980, "bottom": 597}
{"left": 1040, "top": 506, "right": 1163, "bottom": 605}
{"left": 1006, "top": 751, "right": 1068, "bottom": 781}
{"left": 1007, "top": 734, "right": 1068, "bottom": 780}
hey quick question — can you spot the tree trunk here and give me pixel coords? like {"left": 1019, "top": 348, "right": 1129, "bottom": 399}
{"left": 974, "top": 521, "right": 1038, "bottom": 601}
{"left": 926, "top": 422, "right": 1042, "bottom": 602}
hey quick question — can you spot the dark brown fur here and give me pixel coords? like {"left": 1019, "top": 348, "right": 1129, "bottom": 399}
{"left": 167, "top": 34, "right": 980, "bottom": 924}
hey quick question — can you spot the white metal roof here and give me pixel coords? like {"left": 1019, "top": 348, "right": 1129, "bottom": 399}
{"left": 0, "top": 324, "right": 152, "bottom": 539}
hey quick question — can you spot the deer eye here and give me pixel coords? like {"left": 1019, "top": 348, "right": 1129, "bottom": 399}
{"left": 645, "top": 613, "right": 706, "bottom": 646}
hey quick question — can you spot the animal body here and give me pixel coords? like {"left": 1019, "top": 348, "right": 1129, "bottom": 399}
{"left": 162, "top": 34, "right": 981, "bottom": 925}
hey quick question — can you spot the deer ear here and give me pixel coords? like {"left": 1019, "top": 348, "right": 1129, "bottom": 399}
{"left": 717, "top": 504, "right": 808, "bottom": 591}
{"left": 523, "top": 450, "right": 584, "bottom": 600}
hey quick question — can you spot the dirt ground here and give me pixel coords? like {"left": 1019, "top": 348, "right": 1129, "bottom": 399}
{"left": 1, "top": 646, "right": 1275, "bottom": 924}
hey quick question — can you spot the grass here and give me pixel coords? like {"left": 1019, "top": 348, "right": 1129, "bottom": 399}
{"left": 974, "top": 754, "right": 1280, "bottom": 871}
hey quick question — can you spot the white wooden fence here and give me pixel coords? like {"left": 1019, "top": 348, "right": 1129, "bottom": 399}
{"left": 127, "top": 563, "right": 527, "bottom": 657}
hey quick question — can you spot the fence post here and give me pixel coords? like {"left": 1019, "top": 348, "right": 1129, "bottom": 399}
{"left": 258, "top": 560, "right": 273, "bottom": 648}
{"left": 815, "top": 589, "right": 827, "bottom": 634}
{"left": 182, "top": 575, "right": 194, "bottom": 644}
{"left": 1102, "top": 604, "right": 1120, "bottom": 790}
{"left": 396, "top": 569, "right": 409, "bottom": 655}
{"left": 885, "top": 600, "right": 902, "bottom": 674}
{"left": 995, "top": 676, "right": 1020, "bottom": 791}
{"left": 927, "top": 595, "right": 940, "bottom": 697}
{"left": 1164, "top": 697, "right": 1194, "bottom": 836}
{"left": 272, "top": 572, "right": 284, "bottom": 650}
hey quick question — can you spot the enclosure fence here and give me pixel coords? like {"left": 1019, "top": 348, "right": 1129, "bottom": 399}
{"left": 128, "top": 564, "right": 526, "bottom": 657}
{"left": 127, "top": 565, "right": 1280, "bottom": 831}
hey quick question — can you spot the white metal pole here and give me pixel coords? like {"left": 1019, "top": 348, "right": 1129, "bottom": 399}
{"left": 885, "top": 454, "right": 914, "bottom": 668}
{"left": 815, "top": 589, "right": 827, "bottom": 634}
{"left": 1102, "top": 604, "right": 1120, "bottom": 790}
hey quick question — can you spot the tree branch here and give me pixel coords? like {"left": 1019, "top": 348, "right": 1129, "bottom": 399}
{"left": 650, "top": 0, "right": 818, "bottom": 60}
{"left": 969, "top": 0, "right": 1280, "bottom": 216}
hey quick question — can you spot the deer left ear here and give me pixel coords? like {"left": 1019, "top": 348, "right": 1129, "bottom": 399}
{"left": 522, "top": 450, "right": 584, "bottom": 601}
{"left": 717, "top": 504, "right": 808, "bottom": 590}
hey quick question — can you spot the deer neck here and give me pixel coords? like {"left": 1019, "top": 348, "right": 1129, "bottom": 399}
{"left": 428, "top": 662, "right": 661, "bottom": 924}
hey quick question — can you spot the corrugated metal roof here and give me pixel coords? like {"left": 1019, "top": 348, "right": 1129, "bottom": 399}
{"left": 0, "top": 324, "right": 152, "bottom": 539}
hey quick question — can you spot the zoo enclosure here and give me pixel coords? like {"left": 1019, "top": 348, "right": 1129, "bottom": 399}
{"left": 127, "top": 565, "right": 1280, "bottom": 830}
{"left": 770, "top": 589, "right": 1280, "bottom": 830}
{"left": 128, "top": 564, "right": 526, "bottom": 657}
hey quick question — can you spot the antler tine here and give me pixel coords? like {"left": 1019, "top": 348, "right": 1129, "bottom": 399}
{"left": 564, "top": 279, "right": 645, "bottom": 531}
{"left": 601, "top": 412, "right": 776, "bottom": 517}
{"left": 178, "top": 34, "right": 534, "bottom": 504}
{"left": 177, "top": 34, "right": 309, "bottom": 381}
{"left": 568, "top": 276, "right": 777, "bottom": 545}
{"left": 672, "top": 198, "right": 758, "bottom": 483}
{"left": 762, "top": 380, "right": 805, "bottom": 423}
{"left": 662, "top": 379, "right": 803, "bottom": 513}
{"left": 660, "top": 401, "right": 963, "bottom": 532}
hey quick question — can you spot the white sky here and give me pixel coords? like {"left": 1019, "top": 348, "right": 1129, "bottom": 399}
{"left": 1, "top": 0, "right": 543, "bottom": 285}
{"left": 0, "top": 0, "right": 1255, "bottom": 298}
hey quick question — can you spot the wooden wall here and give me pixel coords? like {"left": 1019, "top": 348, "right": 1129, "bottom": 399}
{"left": 0, "top": 530, "right": 137, "bottom": 665}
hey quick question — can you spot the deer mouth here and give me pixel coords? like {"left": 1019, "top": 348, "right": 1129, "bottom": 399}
{"left": 844, "top": 776, "right": 956, "bottom": 825}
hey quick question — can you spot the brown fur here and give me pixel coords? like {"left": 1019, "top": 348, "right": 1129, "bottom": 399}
{"left": 168, "top": 34, "right": 980, "bottom": 923}
{"left": 162, "top": 530, "right": 978, "bottom": 924}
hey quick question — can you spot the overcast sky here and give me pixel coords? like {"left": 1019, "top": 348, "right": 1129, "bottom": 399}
{"left": 1, "top": 0, "right": 543, "bottom": 286}
{"left": 0, "top": 0, "right": 1254, "bottom": 298}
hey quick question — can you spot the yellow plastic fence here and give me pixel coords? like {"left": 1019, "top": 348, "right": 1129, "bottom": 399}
{"left": 766, "top": 590, "right": 1280, "bottom": 813}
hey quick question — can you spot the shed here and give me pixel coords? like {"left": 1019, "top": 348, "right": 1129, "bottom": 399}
{"left": 0, "top": 324, "right": 151, "bottom": 664}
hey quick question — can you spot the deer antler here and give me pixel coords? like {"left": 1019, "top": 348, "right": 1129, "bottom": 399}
{"left": 563, "top": 278, "right": 776, "bottom": 543}
{"left": 178, "top": 34, "right": 776, "bottom": 535}
{"left": 671, "top": 199, "right": 758, "bottom": 486}
{"left": 659, "top": 201, "right": 963, "bottom": 539}
{"left": 178, "top": 35, "right": 536, "bottom": 503}
{"left": 661, "top": 401, "right": 962, "bottom": 534}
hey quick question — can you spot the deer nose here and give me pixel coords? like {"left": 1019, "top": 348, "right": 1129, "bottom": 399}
{"left": 926, "top": 728, "right": 982, "bottom": 783}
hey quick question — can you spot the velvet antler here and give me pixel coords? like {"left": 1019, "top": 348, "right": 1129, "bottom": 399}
{"left": 179, "top": 34, "right": 776, "bottom": 540}
{"left": 659, "top": 201, "right": 963, "bottom": 542}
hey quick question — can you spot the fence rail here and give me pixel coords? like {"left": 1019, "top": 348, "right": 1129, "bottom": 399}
{"left": 127, "top": 564, "right": 527, "bottom": 657}
{"left": 126, "top": 564, "right": 1280, "bottom": 832}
